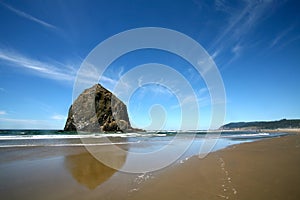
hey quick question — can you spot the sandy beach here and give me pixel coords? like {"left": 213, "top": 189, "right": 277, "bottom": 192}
{"left": 129, "top": 132, "right": 300, "bottom": 200}
{"left": 0, "top": 133, "right": 300, "bottom": 200}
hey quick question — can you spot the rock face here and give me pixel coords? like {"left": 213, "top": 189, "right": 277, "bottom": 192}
{"left": 64, "top": 84, "right": 135, "bottom": 132}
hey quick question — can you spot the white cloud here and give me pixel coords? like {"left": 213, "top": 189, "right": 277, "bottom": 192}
{"left": 137, "top": 76, "right": 143, "bottom": 87}
{"left": 0, "top": 48, "right": 76, "bottom": 82}
{"left": 232, "top": 43, "right": 242, "bottom": 55}
{"left": 117, "top": 66, "right": 124, "bottom": 79}
{"left": 74, "top": 61, "right": 119, "bottom": 92}
{"left": 223, "top": 43, "right": 243, "bottom": 66}
{"left": 100, "top": 75, "right": 118, "bottom": 85}
{"left": 198, "top": 87, "right": 208, "bottom": 96}
{"left": 51, "top": 115, "right": 66, "bottom": 120}
{"left": 0, "top": 117, "right": 42, "bottom": 123}
{"left": 149, "top": 84, "right": 173, "bottom": 96}
{"left": 1, "top": 2, "right": 58, "bottom": 30}
{"left": 211, "top": 49, "right": 220, "bottom": 60}
{"left": 0, "top": 111, "right": 6, "bottom": 115}
{"left": 0, "top": 117, "right": 63, "bottom": 129}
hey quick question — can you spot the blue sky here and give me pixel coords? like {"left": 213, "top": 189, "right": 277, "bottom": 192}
{"left": 0, "top": 0, "right": 299, "bottom": 130}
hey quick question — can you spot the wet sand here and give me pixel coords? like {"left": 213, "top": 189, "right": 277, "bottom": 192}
{"left": 130, "top": 133, "right": 300, "bottom": 200}
{"left": 1, "top": 133, "right": 300, "bottom": 199}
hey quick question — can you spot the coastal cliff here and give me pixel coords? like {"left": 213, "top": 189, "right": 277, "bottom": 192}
{"left": 64, "top": 84, "right": 138, "bottom": 132}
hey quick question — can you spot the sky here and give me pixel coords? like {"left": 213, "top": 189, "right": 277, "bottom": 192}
{"left": 0, "top": 0, "right": 299, "bottom": 130}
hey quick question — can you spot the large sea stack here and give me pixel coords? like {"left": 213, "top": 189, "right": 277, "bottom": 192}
{"left": 64, "top": 84, "right": 136, "bottom": 132}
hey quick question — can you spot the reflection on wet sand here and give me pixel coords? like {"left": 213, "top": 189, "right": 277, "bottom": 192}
{"left": 64, "top": 144, "right": 128, "bottom": 190}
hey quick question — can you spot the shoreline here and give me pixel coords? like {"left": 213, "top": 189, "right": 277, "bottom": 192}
{"left": 1, "top": 131, "right": 299, "bottom": 199}
{"left": 218, "top": 128, "right": 300, "bottom": 133}
{"left": 128, "top": 132, "right": 300, "bottom": 200}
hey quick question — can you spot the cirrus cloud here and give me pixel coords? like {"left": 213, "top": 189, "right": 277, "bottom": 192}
{"left": 0, "top": 111, "right": 7, "bottom": 115}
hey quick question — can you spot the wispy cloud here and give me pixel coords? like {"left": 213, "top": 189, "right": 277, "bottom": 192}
{"left": 269, "top": 26, "right": 295, "bottom": 49}
{"left": 0, "top": 117, "right": 42, "bottom": 123}
{"left": 100, "top": 65, "right": 124, "bottom": 87}
{"left": 211, "top": 0, "right": 280, "bottom": 66}
{"left": 0, "top": 117, "right": 47, "bottom": 128}
{"left": 0, "top": 48, "right": 76, "bottom": 82}
{"left": 142, "top": 84, "right": 174, "bottom": 98}
{"left": 224, "top": 42, "right": 244, "bottom": 66}
{"left": 0, "top": 117, "right": 63, "bottom": 129}
{"left": 170, "top": 87, "right": 210, "bottom": 110}
{"left": 0, "top": 88, "right": 5, "bottom": 92}
{"left": 198, "top": 87, "right": 208, "bottom": 96}
{"left": 170, "top": 95, "right": 209, "bottom": 110}
{"left": 51, "top": 114, "right": 66, "bottom": 120}
{"left": 277, "top": 34, "right": 300, "bottom": 49}
{"left": 211, "top": 49, "right": 220, "bottom": 60}
{"left": 214, "top": 0, "right": 234, "bottom": 14}
{"left": 74, "top": 61, "right": 119, "bottom": 94}
{"left": 100, "top": 75, "right": 118, "bottom": 85}
{"left": 215, "top": 0, "right": 274, "bottom": 45}
{"left": 0, "top": 111, "right": 6, "bottom": 115}
{"left": 1, "top": 2, "right": 58, "bottom": 30}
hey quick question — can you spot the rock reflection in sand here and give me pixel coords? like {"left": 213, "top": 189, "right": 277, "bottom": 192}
{"left": 64, "top": 144, "right": 127, "bottom": 190}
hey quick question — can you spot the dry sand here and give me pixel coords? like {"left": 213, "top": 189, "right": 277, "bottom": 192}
{"left": 129, "top": 133, "right": 300, "bottom": 200}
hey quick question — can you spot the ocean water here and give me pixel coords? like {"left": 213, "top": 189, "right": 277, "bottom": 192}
{"left": 0, "top": 129, "right": 288, "bottom": 156}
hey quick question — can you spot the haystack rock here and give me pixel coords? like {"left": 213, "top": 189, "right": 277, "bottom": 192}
{"left": 64, "top": 84, "right": 140, "bottom": 132}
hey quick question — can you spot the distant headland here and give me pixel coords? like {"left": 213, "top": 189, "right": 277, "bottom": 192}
{"left": 220, "top": 119, "right": 300, "bottom": 131}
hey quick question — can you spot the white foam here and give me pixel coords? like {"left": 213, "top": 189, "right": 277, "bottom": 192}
{"left": 222, "top": 132, "right": 270, "bottom": 138}
{"left": 0, "top": 135, "right": 95, "bottom": 140}
{"left": 0, "top": 140, "right": 140, "bottom": 148}
{"left": 0, "top": 133, "right": 166, "bottom": 140}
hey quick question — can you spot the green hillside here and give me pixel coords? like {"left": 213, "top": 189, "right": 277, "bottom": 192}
{"left": 221, "top": 119, "right": 300, "bottom": 130}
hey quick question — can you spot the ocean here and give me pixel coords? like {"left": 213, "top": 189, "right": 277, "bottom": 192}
{"left": 0, "top": 129, "right": 287, "bottom": 158}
